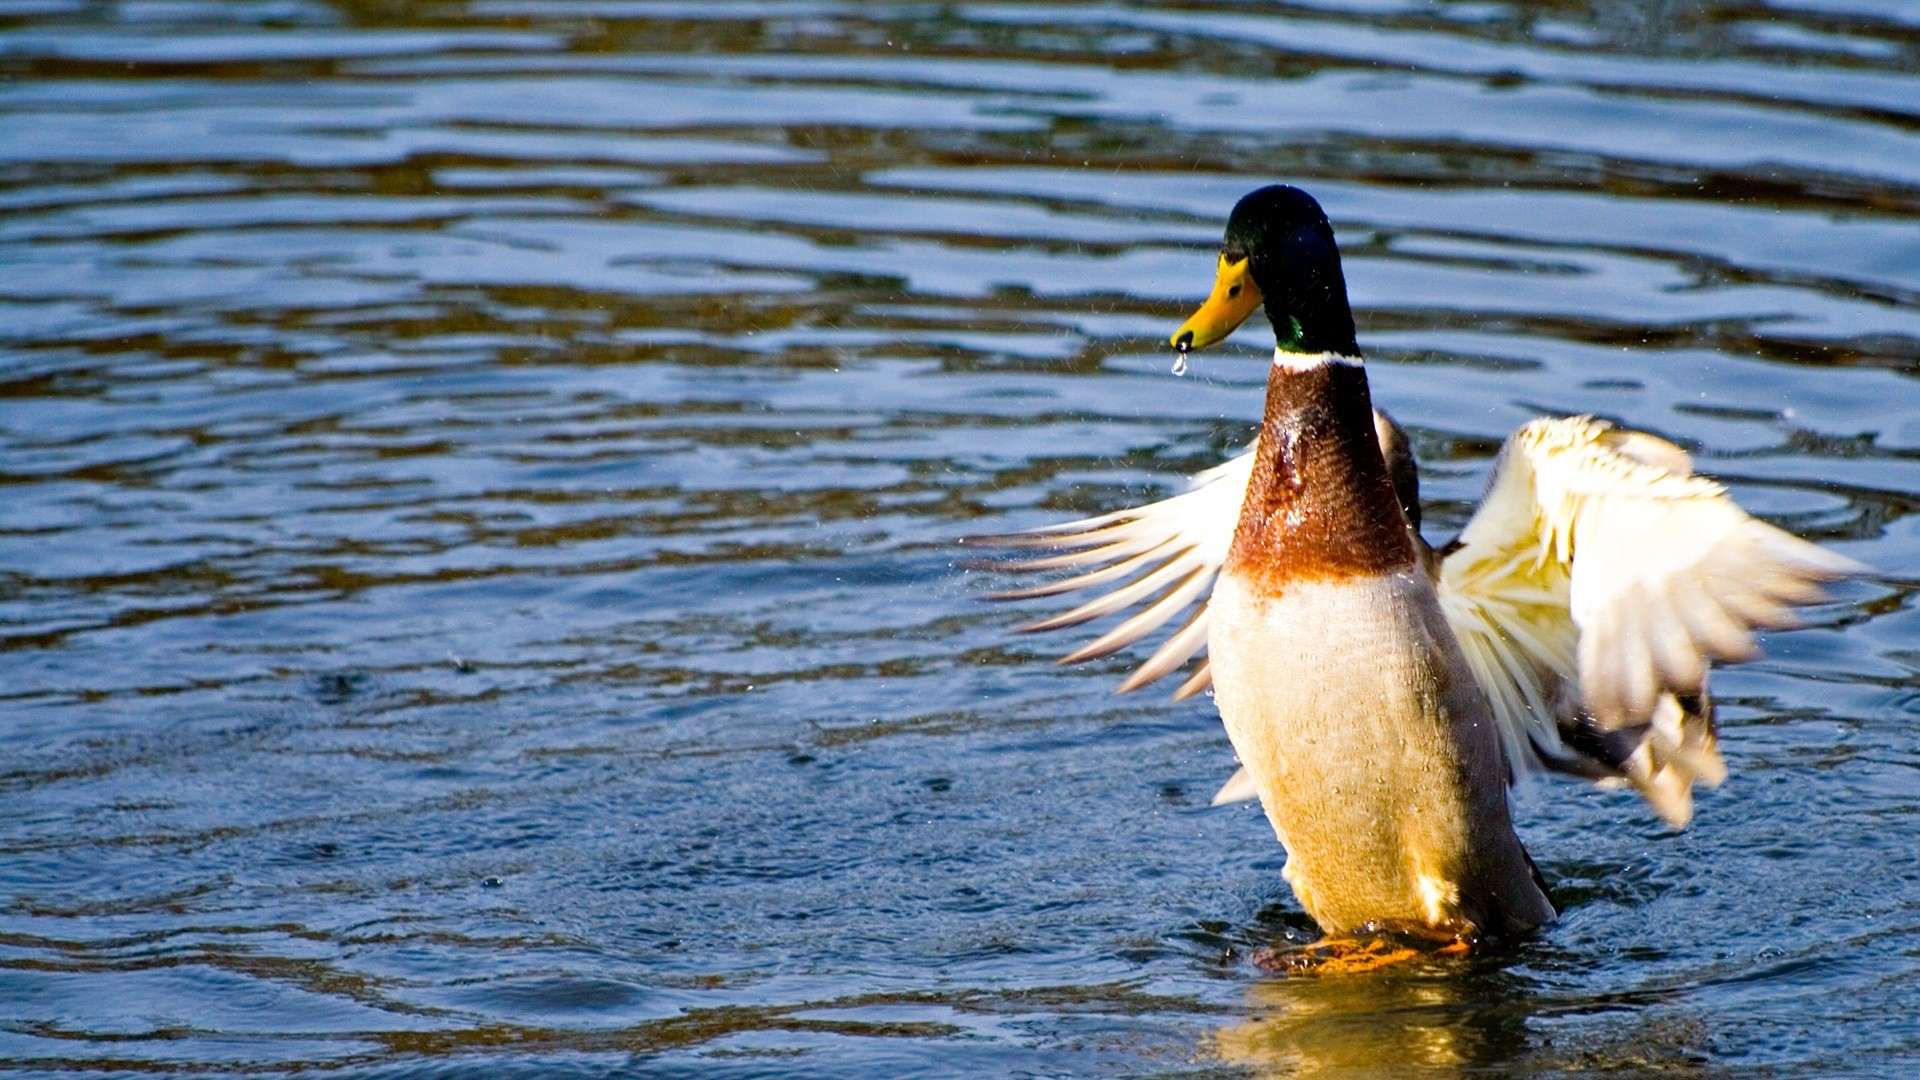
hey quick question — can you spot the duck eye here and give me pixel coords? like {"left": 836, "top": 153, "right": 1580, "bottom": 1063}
{"left": 1228, "top": 285, "right": 1242, "bottom": 298}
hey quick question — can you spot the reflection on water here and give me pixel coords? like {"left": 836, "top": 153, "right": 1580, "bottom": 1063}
{"left": 1216, "top": 962, "right": 1727, "bottom": 1077}
{"left": 1, "top": 0, "right": 1918, "bottom": 1074}
{"left": 1215, "top": 967, "right": 1521, "bottom": 1077}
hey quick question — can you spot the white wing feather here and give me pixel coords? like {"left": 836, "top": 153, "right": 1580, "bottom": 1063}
{"left": 971, "top": 447, "right": 1254, "bottom": 697}
{"left": 1211, "top": 766, "right": 1258, "bottom": 806}
{"left": 1438, "top": 416, "right": 1862, "bottom": 823}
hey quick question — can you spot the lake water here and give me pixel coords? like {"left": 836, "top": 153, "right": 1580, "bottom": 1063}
{"left": 2, "top": 0, "right": 1918, "bottom": 1076}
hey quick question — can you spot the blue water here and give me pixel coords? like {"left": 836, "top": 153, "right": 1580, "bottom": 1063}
{"left": 1, "top": 1, "right": 1917, "bottom": 1075}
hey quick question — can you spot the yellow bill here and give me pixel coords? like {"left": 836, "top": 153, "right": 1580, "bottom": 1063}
{"left": 1170, "top": 254, "right": 1262, "bottom": 354}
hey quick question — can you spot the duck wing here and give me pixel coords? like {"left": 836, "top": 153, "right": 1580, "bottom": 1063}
{"left": 966, "top": 445, "right": 1255, "bottom": 700}
{"left": 1437, "top": 415, "right": 1862, "bottom": 825}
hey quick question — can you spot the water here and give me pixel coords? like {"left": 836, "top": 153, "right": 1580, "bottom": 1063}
{"left": 1, "top": 0, "right": 1917, "bottom": 1075}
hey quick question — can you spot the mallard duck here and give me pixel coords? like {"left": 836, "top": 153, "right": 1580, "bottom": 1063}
{"left": 977, "top": 185, "right": 1861, "bottom": 948}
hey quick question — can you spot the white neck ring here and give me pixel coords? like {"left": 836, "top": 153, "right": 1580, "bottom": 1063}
{"left": 1272, "top": 349, "right": 1364, "bottom": 373}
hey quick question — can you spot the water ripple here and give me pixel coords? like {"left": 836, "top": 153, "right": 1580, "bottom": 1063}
{"left": 0, "top": 0, "right": 1917, "bottom": 1075}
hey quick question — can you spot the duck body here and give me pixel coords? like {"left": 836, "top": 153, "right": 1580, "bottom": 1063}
{"left": 1212, "top": 570, "right": 1550, "bottom": 936}
{"left": 976, "top": 184, "right": 1859, "bottom": 946}
{"left": 1209, "top": 353, "right": 1553, "bottom": 937}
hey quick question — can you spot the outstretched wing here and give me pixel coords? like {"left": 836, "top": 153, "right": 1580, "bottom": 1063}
{"left": 967, "top": 447, "right": 1255, "bottom": 699}
{"left": 1437, "top": 415, "right": 1861, "bottom": 825}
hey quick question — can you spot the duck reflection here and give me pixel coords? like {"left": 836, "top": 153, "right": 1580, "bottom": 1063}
{"left": 1211, "top": 965, "right": 1529, "bottom": 1078}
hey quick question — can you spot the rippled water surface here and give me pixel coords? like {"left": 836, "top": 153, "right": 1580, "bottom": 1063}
{"left": 3, "top": 0, "right": 1919, "bottom": 1075}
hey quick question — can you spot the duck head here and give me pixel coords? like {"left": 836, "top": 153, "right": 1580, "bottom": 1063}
{"left": 1174, "top": 187, "right": 1414, "bottom": 588}
{"left": 1170, "top": 185, "right": 1360, "bottom": 359}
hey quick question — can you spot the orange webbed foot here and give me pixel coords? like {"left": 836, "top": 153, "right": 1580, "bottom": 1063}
{"left": 1249, "top": 927, "right": 1474, "bottom": 976}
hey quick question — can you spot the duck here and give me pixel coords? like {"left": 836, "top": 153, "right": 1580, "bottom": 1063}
{"left": 976, "top": 185, "right": 1861, "bottom": 955}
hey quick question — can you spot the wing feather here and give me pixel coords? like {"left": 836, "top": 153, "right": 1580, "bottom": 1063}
{"left": 1016, "top": 549, "right": 1203, "bottom": 634}
{"left": 968, "top": 446, "right": 1256, "bottom": 695}
{"left": 1172, "top": 662, "right": 1213, "bottom": 701}
{"left": 1057, "top": 566, "right": 1212, "bottom": 663}
{"left": 1438, "top": 415, "right": 1862, "bottom": 825}
{"left": 1117, "top": 605, "right": 1211, "bottom": 693}
{"left": 1211, "top": 766, "right": 1258, "bottom": 806}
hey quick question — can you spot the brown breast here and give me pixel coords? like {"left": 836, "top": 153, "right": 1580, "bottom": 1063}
{"left": 1225, "top": 357, "right": 1418, "bottom": 592}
